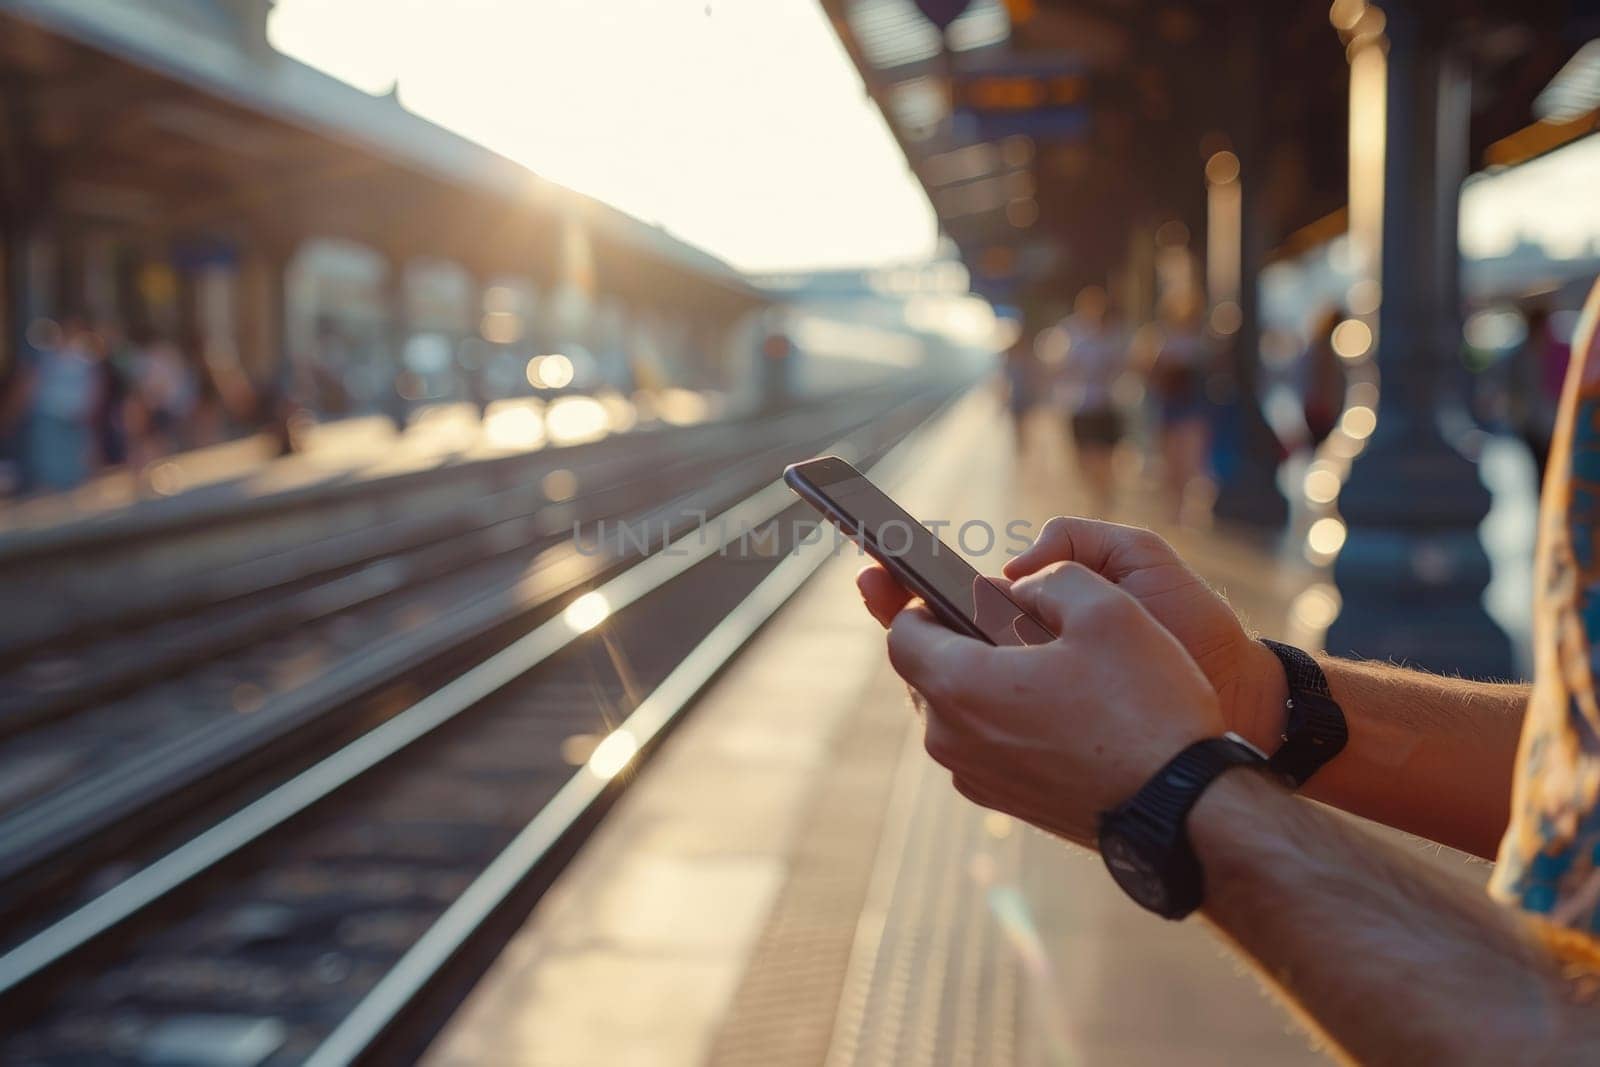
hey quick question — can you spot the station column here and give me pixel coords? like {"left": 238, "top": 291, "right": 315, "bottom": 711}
{"left": 382, "top": 251, "right": 411, "bottom": 430}
{"left": 1324, "top": 0, "right": 1514, "bottom": 676}
{"left": 1211, "top": 16, "right": 1289, "bottom": 531}
{"left": 1, "top": 225, "right": 38, "bottom": 377}
{"left": 237, "top": 235, "right": 293, "bottom": 386}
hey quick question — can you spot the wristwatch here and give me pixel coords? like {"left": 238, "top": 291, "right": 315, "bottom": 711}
{"left": 1097, "top": 732, "right": 1268, "bottom": 920}
{"left": 1259, "top": 639, "right": 1348, "bottom": 788}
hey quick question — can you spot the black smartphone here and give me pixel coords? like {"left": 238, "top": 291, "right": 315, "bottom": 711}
{"left": 784, "top": 455, "right": 1054, "bottom": 647}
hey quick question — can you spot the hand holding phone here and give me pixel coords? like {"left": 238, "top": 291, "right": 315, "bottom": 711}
{"left": 784, "top": 456, "right": 1054, "bottom": 647}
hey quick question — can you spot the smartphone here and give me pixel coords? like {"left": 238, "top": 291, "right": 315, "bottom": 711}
{"left": 784, "top": 456, "right": 1054, "bottom": 647}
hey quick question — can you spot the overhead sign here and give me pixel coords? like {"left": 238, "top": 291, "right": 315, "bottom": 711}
{"left": 951, "top": 54, "right": 1092, "bottom": 141}
{"left": 958, "top": 72, "right": 1086, "bottom": 110}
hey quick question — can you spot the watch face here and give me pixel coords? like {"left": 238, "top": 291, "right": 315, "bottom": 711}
{"left": 1101, "top": 831, "right": 1168, "bottom": 913}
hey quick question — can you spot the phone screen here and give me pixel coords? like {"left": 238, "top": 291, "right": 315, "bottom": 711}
{"left": 788, "top": 458, "right": 1053, "bottom": 647}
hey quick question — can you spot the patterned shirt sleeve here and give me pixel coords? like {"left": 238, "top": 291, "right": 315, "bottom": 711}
{"left": 1491, "top": 277, "right": 1600, "bottom": 930}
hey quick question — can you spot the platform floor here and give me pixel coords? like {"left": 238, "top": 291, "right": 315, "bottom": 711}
{"left": 417, "top": 390, "right": 1369, "bottom": 1066}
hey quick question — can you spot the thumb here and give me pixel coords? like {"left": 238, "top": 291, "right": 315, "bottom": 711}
{"left": 885, "top": 603, "right": 983, "bottom": 695}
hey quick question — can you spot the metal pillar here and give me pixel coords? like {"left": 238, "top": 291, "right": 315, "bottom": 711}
{"left": 0, "top": 88, "right": 51, "bottom": 377}
{"left": 1211, "top": 18, "right": 1289, "bottom": 531}
{"left": 0, "top": 223, "right": 33, "bottom": 377}
{"left": 382, "top": 254, "right": 411, "bottom": 431}
{"left": 1325, "top": 2, "right": 1514, "bottom": 677}
{"left": 53, "top": 224, "right": 83, "bottom": 320}
{"left": 236, "top": 239, "right": 291, "bottom": 384}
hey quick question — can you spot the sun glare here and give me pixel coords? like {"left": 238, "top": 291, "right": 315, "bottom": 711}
{"left": 268, "top": 0, "right": 938, "bottom": 272}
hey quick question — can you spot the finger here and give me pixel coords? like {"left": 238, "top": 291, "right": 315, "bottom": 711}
{"left": 1005, "top": 561, "right": 1122, "bottom": 634}
{"left": 856, "top": 564, "right": 911, "bottom": 629}
{"left": 969, "top": 573, "right": 1041, "bottom": 646}
{"left": 1003, "top": 516, "right": 1172, "bottom": 583}
{"left": 885, "top": 603, "right": 989, "bottom": 701}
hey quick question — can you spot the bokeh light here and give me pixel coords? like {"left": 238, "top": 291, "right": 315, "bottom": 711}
{"left": 482, "top": 400, "right": 547, "bottom": 450}
{"left": 587, "top": 728, "right": 638, "bottom": 779}
{"left": 563, "top": 591, "right": 611, "bottom": 634}
{"left": 1204, "top": 149, "right": 1241, "bottom": 185}
{"left": 545, "top": 396, "right": 610, "bottom": 444}
{"left": 1330, "top": 318, "right": 1373, "bottom": 360}
{"left": 1341, "top": 405, "right": 1378, "bottom": 439}
{"left": 1307, "top": 517, "right": 1348, "bottom": 557}
{"left": 1347, "top": 380, "right": 1380, "bottom": 408}
{"left": 1292, "top": 583, "right": 1342, "bottom": 630}
{"left": 1210, "top": 300, "right": 1243, "bottom": 335}
{"left": 527, "top": 353, "right": 576, "bottom": 389}
{"left": 1304, "top": 465, "right": 1342, "bottom": 504}
{"left": 541, "top": 469, "right": 579, "bottom": 502}
{"left": 1345, "top": 279, "right": 1381, "bottom": 315}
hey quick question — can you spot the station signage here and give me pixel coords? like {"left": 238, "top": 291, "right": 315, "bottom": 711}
{"left": 950, "top": 54, "right": 1092, "bottom": 141}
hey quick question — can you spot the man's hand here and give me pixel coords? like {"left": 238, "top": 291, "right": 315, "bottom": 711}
{"left": 861, "top": 515, "right": 1527, "bottom": 857}
{"left": 858, "top": 516, "right": 1284, "bottom": 750}
{"left": 881, "top": 560, "right": 1225, "bottom": 844}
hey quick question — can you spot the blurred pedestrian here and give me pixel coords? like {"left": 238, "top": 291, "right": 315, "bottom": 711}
{"left": 460, "top": 355, "right": 491, "bottom": 420}
{"left": 1149, "top": 296, "right": 1214, "bottom": 521}
{"left": 92, "top": 323, "right": 132, "bottom": 469}
{"left": 189, "top": 369, "right": 226, "bottom": 449}
{"left": 1054, "top": 287, "right": 1126, "bottom": 516}
{"left": 1510, "top": 301, "right": 1570, "bottom": 480}
{"left": 309, "top": 318, "right": 353, "bottom": 417}
{"left": 759, "top": 332, "right": 793, "bottom": 413}
{"left": 1301, "top": 306, "right": 1348, "bottom": 449}
{"left": 1002, "top": 335, "right": 1040, "bottom": 453}
{"left": 129, "top": 333, "right": 196, "bottom": 467}
{"left": 18, "top": 316, "right": 101, "bottom": 492}
{"left": 386, "top": 371, "right": 414, "bottom": 435}
{"left": 0, "top": 366, "right": 25, "bottom": 496}
{"left": 256, "top": 377, "right": 298, "bottom": 457}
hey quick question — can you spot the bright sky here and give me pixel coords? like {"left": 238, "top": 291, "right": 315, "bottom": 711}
{"left": 1461, "top": 135, "right": 1600, "bottom": 260}
{"left": 267, "top": 0, "right": 939, "bottom": 273}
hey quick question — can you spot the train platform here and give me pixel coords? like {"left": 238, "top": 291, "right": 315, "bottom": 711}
{"left": 420, "top": 391, "right": 1339, "bottom": 1066}
{"left": 0, "top": 404, "right": 526, "bottom": 546}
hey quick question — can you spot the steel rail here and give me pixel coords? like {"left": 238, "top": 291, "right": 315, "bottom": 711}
{"left": 306, "top": 391, "right": 954, "bottom": 1066}
{"left": 0, "top": 386, "right": 956, "bottom": 1007}
{"left": 0, "top": 391, "right": 914, "bottom": 889}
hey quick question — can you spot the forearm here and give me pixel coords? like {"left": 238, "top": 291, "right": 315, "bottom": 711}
{"left": 1192, "top": 770, "right": 1599, "bottom": 1064}
{"left": 1238, "top": 642, "right": 1526, "bottom": 858}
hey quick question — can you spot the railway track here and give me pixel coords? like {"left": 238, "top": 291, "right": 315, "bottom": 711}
{"left": 0, "top": 388, "right": 923, "bottom": 941}
{"left": 0, "top": 383, "right": 961, "bottom": 1065}
{"left": 0, "top": 384, "right": 909, "bottom": 662}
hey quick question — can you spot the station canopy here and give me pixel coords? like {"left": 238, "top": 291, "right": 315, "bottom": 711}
{"left": 823, "top": 0, "right": 1599, "bottom": 304}
{"left": 0, "top": 2, "right": 758, "bottom": 312}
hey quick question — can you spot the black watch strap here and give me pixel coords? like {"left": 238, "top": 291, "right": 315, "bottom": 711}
{"left": 1098, "top": 733, "right": 1267, "bottom": 920}
{"left": 1259, "top": 639, "right": 1348, "bottom": 788}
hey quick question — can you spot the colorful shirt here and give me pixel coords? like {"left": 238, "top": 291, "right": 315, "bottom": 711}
{"left": 1492, "top": 278, "right": 1600, "bottom": 930}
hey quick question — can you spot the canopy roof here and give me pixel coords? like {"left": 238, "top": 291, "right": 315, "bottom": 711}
{"left": 824, "top": 0, "right": 1597, "bottom": 302}
{"left": 0, "top": 0, "right": 760, "bottom": 312}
